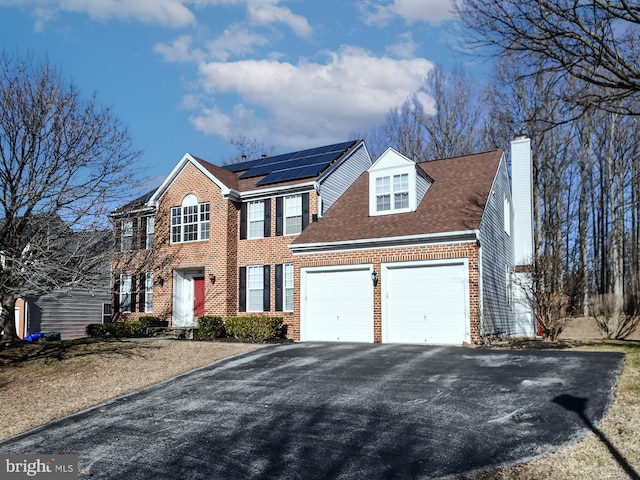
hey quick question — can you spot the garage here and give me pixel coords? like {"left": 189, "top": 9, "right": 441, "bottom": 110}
{"left": 382, "top": 260, "right": 469, "bottom": 344}
{"left": 300, "top": 265, "right": 374, "bottom": 342}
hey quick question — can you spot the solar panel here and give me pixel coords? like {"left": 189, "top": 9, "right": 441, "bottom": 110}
{"left": 225, "top": 140, "right": 357, "bottom": 185}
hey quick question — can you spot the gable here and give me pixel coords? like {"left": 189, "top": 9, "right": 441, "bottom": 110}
{"left": 367, "top": 147, "right": 431, "bottom": 217}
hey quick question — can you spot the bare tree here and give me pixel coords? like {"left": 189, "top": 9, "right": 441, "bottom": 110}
{"left": 457, "top": 0, "right": 640, "bottom": 114}
{"left": 357, "top": 66, "right": 490, "bottom": 162}
{"left": 0, "top": 52, "right": 141, "bottom": 343}
{"left": 223, "top": 136, "right": 276, "bottom": 165}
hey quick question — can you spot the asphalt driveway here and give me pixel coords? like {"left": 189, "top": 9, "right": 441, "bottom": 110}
{"left": 0, "top": 343, "right": 624, "bottom": 479}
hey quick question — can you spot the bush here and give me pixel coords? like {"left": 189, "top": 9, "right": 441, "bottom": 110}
{"left": 224, "top": 316, "right": 283, "bottom": 342}
{"left": 590, "top": 294, "right": 640, "bottom": 339}
{"left": 196, "top": 316, "right": 225, "bottom": 339}
{"left": 85, "top": 321, "right": 143, "bottom": 338}
{"left": 138, "top": 316, "right": 168, "bottom": 333}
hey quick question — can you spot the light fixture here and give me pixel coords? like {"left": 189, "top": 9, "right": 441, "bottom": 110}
{"left": 371, "top": 270, "right": 378, "bottom": 287}
{"left": 209, "top": 274, "right": 216, "bottom": 284}
{"left": 157, "top": 276, "right": 164, "bottom": 287}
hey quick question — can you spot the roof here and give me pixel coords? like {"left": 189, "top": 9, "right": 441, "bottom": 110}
{"left": 292, "top": 149, "right": 504, "bottom": 245}
{"left": 218, "top": 140, "right": 361, "bottom": 192}
{"left": 112, "top": 140, "right": 364, "bottom": 215}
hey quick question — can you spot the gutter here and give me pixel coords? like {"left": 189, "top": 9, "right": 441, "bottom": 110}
{"left": 290, "top": 229, "right": 481, "bottom": 254}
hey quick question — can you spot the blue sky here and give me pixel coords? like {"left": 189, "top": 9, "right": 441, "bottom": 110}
{"left": 0, "top": 0, "right": 486, "bottom": 194}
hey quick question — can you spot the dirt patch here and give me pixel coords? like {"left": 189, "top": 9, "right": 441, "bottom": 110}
{"left": 0, "top": 338, "right": 260, "bottom": 441}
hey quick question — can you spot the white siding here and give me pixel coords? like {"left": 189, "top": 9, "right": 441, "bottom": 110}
{"left": 318, "top": 143, "right": 371, "bottom": 215}
{"left": 478, "top": 156, "right": 516, "bottom": 337}
{"left": 416, "top": 169, "right": 432, "bottom": 206}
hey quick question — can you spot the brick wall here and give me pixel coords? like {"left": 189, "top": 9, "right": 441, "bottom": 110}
{"left": 293, "top": 241, "right": 481, "bottom": 343}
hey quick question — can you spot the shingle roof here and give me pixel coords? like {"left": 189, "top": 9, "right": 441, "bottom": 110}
{"left": 292, "top": 149, "right": 504, "bottom": 245}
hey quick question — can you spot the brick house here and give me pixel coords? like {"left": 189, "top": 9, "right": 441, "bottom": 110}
{"left": 110, "top": 138, "right": 535, "bottom": 344}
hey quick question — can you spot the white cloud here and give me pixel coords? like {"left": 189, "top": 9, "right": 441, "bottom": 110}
{"left": 360, "top": 0, "right": 457, "bottom": 26}
{"left": 205, "top": 24, "right": 269, "bottom": 61}
{"left": 246, "top": 0, "right": 312, "bottom": 38}
{"left": 188, "top": 46, "right": 433, "bottom": 147}
{"left": 154, "top": 35, "right": 201, "bottom": 63}
{"left": 386, "top": 32, "right": 418, "bottom": 58}
{"left": 0, "top": 0, "right": 197, "bottom": 28}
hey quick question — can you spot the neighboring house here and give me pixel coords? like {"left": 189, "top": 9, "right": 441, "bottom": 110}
{"left": 23, "top": 285, "right": 112, "bottom": 340}
{"left": 110, "top": 138, "right": 535, "bottom": 345}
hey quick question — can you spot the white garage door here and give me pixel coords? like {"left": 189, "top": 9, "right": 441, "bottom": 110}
{"left": 383, "top": 260, "right": 469, "bottom": 345}
{"left": 301, "top": 265, "right": 374, "bottom": 342}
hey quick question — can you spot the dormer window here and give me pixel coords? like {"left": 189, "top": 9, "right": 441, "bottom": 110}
{"left": 368, "top": 147, "right": 431, "bottom": 217}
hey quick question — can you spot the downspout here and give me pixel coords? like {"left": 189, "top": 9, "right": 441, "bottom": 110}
{"left": 476, "top": 231, "right": 484, "bottom": 343}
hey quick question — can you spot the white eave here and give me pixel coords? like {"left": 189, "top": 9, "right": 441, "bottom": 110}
{"left": 289, "top": 229, "right": 481, "bottom": 254}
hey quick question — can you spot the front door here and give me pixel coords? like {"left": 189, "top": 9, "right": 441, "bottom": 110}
{"left": 193, "top": 276, "right": 205, "bottom": 318}
{"left": 172, "top": 269, "right": 204, "bottom": 327}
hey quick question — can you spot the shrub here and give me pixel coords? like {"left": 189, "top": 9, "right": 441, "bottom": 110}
{"left": 86, "top": 324, "right": 104, "bottom": 337}
{"left": 196, "top": 316, "right": 225, "bottom": 339}
{"left": 85, "top": 321, "right": 143, "bottom": 338}
{"left": 590, "top": 294, "right": 640, "bottom": 339}
{"left": 224, "top": 316, "right": 283, "bottom": 342}
{"left": 138, "top": 316, "right": 168, "bottom": 333}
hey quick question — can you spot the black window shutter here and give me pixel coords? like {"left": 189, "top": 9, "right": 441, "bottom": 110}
{"left": 302, "top": 193, "right": 310, "bottom": 231}
{"left": 130, "top": 275, "right": 137, "bottom": 313}
{"left": 275, "top": 264, "right": 283, "bottom": 312}
{"left": 240, "top": 203, "right": 247, "bottom": 240}
{"left": 239, "top": 267, "right": 247, "bottom": 312}
{"left": 138, "top": 273, "right": 146, "bottom": 312}
{"left": 263, "top": 265, "right": 271, "bottom": 312}
{"left": 114, "top": 220, "right": 122, "bottom": 252}
{"left": 275, "top": 197, "right": 283, "bottom": 236}
{"left": 113, "top": 278, "right": 120, "bottom": 314}
{"left": 264, "top": 199, "right": 271, "bottom": 237}
{"left": 132, "top": 218, "right": 139, "bottom": 251}
{"left": 139, "top": 217, "right": 147, "bottom": 249}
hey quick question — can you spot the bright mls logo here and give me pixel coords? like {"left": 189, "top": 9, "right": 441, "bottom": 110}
{"left": 0, "top": 455, "right": 77, "bottom": 479}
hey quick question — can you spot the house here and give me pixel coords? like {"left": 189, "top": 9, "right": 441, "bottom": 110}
{"left": 8, "top": 223, "right": 112, "bottom": 341}
{"left": 110, "top": 138, "right": 535, "bottom": 344}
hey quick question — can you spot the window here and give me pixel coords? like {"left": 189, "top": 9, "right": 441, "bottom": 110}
{"left": 504, "top": 195, "right": 511, "bottom": 236}
{"left": 284, "top": 195, "right": 302, "bottom": 235}
{"left": 247, "top": 266, "right": 264, "bottom": 312}
{"left": 376, "top": 174, "right": 409, "bottom": 213}
{"left": 393, "top": 173, "right": 409, "bottom": 209}
{"left": 146, "top": 216, "right": 155, "bottom": 249}
{"left": 248, "top": 201, "right": 265, "bottom": 239}
{"left": 376, "top": 176, "right": 390, "bottom": 211}
{"left": 171, "top": 195, "right": 210, "bottom": 243}
{"left": 121, "top": 219, "right": 133, "bottom": 252}
{"left": 284, "top": 263, "right": 294, "bottom": 311}
{"left": 102, "top": 303, "right": 111, "bottom": 323}
{"left": 120, "top": 274, "right": 132, "bottom": 313}
{"left": 145, "top": 272, "right": 153, "bottom": 313}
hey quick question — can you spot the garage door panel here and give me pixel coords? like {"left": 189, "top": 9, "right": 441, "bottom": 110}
{"left": 384, "top": 262, "right": 469, "bottom": 345}
{"left": 302, "top": 267, "right": 374, "bottom": 342}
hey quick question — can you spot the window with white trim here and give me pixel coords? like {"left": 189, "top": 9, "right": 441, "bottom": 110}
{"left": 121, "top": 219, "right": 133, "bottom": 252}
{"left": 146, "top": 216, "right": 155, "bottom": 249}
{"left": 375, "top": 173, "right": 409, "bottom": 213}
{"left": 247, "top": 265, "right": 264, "bottom": 312}
{"left": 284, "top": 195, "right": 302, "bottom": 235}
{"left": 120, "top": 274, "right": 132, "bottom": 313}
{"left": 145, "top": 272, "right": 154, "bottom": 313}
{"left": 248, "top": 201, "right": 265, "bottom": 239}
{"left": 284, "top": 263, "right": 294, "bottom": 311}
{"left": 171, "top": 195, "right": 210, "bottom": 243}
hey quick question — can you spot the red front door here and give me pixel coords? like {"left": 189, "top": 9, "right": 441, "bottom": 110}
{"left": 193, "top": 277, "right": 205, "bottom": 317}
